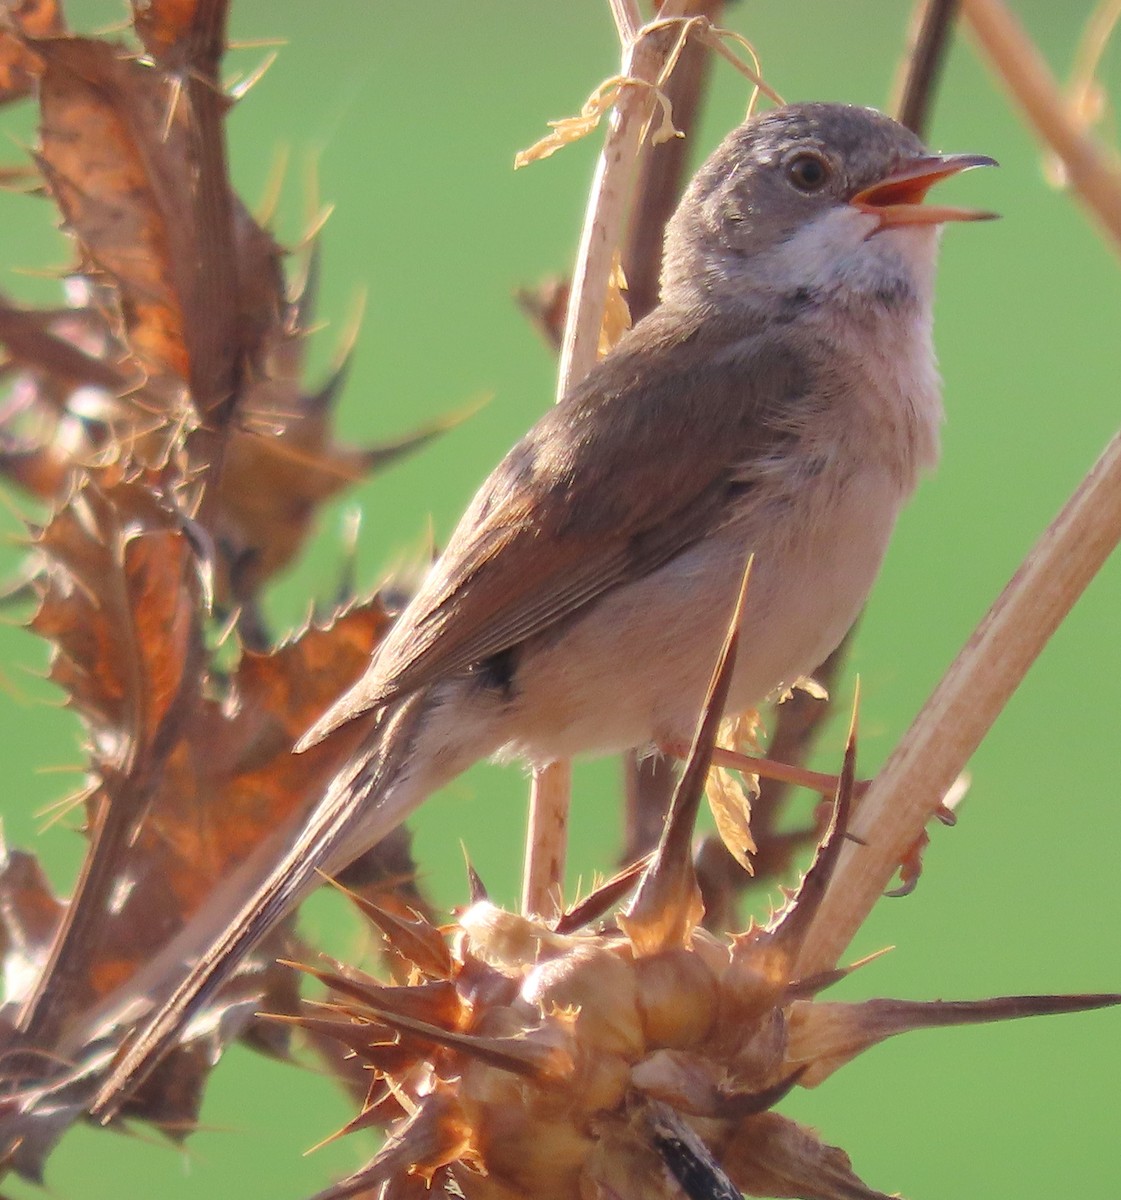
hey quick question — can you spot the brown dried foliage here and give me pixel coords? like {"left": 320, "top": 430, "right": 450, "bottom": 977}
{"left": 0, "top": 0, "right": 446, "bottom": 1179}
{"left": 0, "top": 1, "right": 1116, "bottom": 1198}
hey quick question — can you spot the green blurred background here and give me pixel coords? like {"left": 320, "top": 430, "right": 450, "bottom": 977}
{"left": 1, "top": 1, "right": 1119, "bottom": 1196}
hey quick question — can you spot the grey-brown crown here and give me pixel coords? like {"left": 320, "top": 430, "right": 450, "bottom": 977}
{"left": 661, "top": 102, "right": 930, "bottom": 304}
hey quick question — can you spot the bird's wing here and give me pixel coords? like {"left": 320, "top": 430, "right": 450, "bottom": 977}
{"left": 303, "top": 309, "right": 809, "bottom": 745}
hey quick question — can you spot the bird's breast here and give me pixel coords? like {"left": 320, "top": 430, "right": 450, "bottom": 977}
{"left": 488, "top": 451, "right": 907, "bottom": 765}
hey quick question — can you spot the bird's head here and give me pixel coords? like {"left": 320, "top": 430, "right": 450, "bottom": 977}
{"left": 661, "top": 101, "right": 996, "bottom": 315}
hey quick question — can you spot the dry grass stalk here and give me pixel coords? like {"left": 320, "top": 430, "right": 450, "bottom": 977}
{"left": 525, "top": 0, "right": 693, "bottom": 921}
{"left": 799, "top": 0, "right": 1121, "bottom": 978}
{"left": 963, "top": 0, "right": 1121, "bottom": 251}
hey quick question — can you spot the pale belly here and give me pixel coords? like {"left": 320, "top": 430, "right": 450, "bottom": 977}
{"left": 493, "top": 464, "right": 904, "bottom": 764}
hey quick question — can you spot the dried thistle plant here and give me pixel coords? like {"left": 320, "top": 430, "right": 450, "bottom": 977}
{"left": 0, "top": 2, "right": 1117, "bottom": 1199}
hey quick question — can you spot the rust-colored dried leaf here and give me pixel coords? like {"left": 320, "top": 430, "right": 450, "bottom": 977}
{"left": 212, "top": 342, "right": 464, "bottom": 602}
{"left": 29, "top": 470, "right": 198, "bottom": 760}
{"left": 4, "top": 569, "right": 392, "bottom": 1167}
{"left": 0, "top": 839, "right": 66, "bottom": 1004}
{"left": 35, "top": 37, "right": 193, "bottom": 381}
{"left": 131, "top": 0, "right": 206, "bottom": 60}
{"left": 0, "top": 0, "right": 63, "bottom": 104}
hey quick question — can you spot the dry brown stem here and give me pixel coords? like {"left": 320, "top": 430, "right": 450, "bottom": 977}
{"left": 525, "top": 0, "right": 692, "bottom": 919}
{"left": 963, "top": 0, "right": 1121, "bottom": 252}
{"left": 793, "top": 0, "right": 1121, "bottom": 980}
{"left": 797, "top": 424, "right": 1121, "bottom": 978}
{"left": 892, "top": 0, "right": 960, "bottom": 137}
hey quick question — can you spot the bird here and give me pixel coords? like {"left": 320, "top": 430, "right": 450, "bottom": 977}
{"left": 93, "top": 101, "right": 995, "bottom": 1109}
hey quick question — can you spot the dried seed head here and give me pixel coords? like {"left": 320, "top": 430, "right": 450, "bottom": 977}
{"left": 286, "top": 809, "right": 1120, "bottom": 1200}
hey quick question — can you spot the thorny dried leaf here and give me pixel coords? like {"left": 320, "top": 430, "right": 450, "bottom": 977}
{"left": 0, "top": 274, "right": 450, "bottom": 609}
{"left": 0, "top": 0, "right": 463, "bottom": 1184}
{"left": 0, "top": 836, "right": 67, "bottom": 1001}
{"left": 0, "top": 483, "right": 395, "bottom": 1171}
{"left": 0, "top": 0, "right": 63, "bottom": 104}
{"left": 28, "top": 469, "right": 200, "bottom": 765}
{"left": 36, "top": 36, "right": 199, "bottom": 382}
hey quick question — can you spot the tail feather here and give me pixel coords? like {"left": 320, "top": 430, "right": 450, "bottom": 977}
{"left": 89, "top": 695, "right": 428, "bottom": 1120}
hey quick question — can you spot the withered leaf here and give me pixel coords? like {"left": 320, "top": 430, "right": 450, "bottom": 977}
{"left": 4, "top": 493, "right": 394, "bottom": 1174}
{"left": 29, "top": 469, "right": 200, "bottom": 761}
{"left": 723, "top": 1111, "right": 893, "bottom": 1200}
{"left": 705, "top": 722, "right": 759, "bottom": 876}
{"left": 131, "top": 0, "right": 215, "bottom": 62}
{"left": 35, "top": 36, "right": 195, "bottom": 382}
{"left": 0, "top": 0, "right": 63, "bottom": 105}
{"left": 0, "top": 836, "right": 67, "bottom": 1006}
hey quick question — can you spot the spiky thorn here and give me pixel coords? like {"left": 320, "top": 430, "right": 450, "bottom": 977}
{"left": 305, "top": 1091, "right": 469, "bottom": 1200}
{"left": 259, "top": 1011, "right": 414, "bottom": 1071}
{"left": 554, "top": 853, "right": 652, "bottom": 934}
{"left": 641, "top": 1099, "right": 742, "bottom": 1200}
{"left": 619, "top": 558, "right": 752, "bottom": 955}
{"left": 290, "top": 237, "right": 321, "bottom": 333}
{"left": 786, "top": 992, "right": 1121, "bottom": 1087}
{"left": 280, "top": 959, "right": 461, "bottom": 1029}
{"left": 766, "top": 685, "right": 860, "bottom": 963}
{"left": 462, "top": 850, "right": 488, "bottom": 904}
{"left": 338, "top": 1004, "right": 574, "bottom": 1083}
{"left": 317, "top": 873, "right": 453, "bottom": 980}
{"left": 782, "top": 948, "right": 894, "bottom": 1002}
{"left": 302, "top": 344, "right": 355, "bottom": 421}
{"left": 360, "top": 398, "right": 487, "bottom": 475}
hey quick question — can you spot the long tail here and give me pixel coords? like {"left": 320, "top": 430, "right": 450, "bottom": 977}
{"left": 88, "top": 693, "right": 429, "bottom": 1120}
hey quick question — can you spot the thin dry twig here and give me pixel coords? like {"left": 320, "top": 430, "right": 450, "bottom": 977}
{"left": 620, "top": 0, "right": 723, "bottom": 868}
{"left": 555, "top": 2, "right": 693, "bottom": 400}
{"left": 797, "top": 426, "right": 1121, "bottom": 978}
{"left": 893, "top": 0, "right": 960, "bottom": 138}
{"left": 963, "top": 0, "right": 1121, "bottom": 251}
{"left": 525, "top": 0, "right": 693, "bottom": 920}
{"left": 795, "top": 3, "right": 1121, "bottom": 976}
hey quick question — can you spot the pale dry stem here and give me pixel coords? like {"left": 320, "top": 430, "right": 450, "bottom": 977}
{"left": 526, "top": 0, "right": 693, "bottom": 919}
{"left": 798, "top": 429, "right": 1121, "bottom": 979}
{"left": 796, "top": 0, "right": 1121, "bottom": 980}
{"left": 963, "top": 0, "right": 1121, "bottom": 251}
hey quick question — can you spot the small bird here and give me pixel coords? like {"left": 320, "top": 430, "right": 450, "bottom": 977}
{"left": 95, "top": 101, "right": 994, "bottom": 1107}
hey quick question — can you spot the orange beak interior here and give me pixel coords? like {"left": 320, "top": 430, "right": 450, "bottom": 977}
{"left": 851, "top": 153, "right": 998, "bottom": 228}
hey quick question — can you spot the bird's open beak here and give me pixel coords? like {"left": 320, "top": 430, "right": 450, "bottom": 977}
{"left": 851, "top": 153, "right": 998, "bottom": 228}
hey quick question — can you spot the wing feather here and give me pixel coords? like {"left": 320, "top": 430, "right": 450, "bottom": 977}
{"left": 302, "top": 307, "right": 809, "bottom": 746}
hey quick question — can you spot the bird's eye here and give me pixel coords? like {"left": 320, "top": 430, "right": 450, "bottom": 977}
{"left": 785, "top": 151, "right": 830, "bottom": 193}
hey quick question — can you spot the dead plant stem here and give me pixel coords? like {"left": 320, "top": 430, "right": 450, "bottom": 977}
{"left": 797, "top": 425, "right": 1121, "bottom": 978}
{"left": 525, "top": 0, "right": 691, "bottom": 919}
{"left": 798, "top": 0, "right": 1121, "bottom": 983}
{"left": 963, "top": 0, "right": 1121, "bottom": 253}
